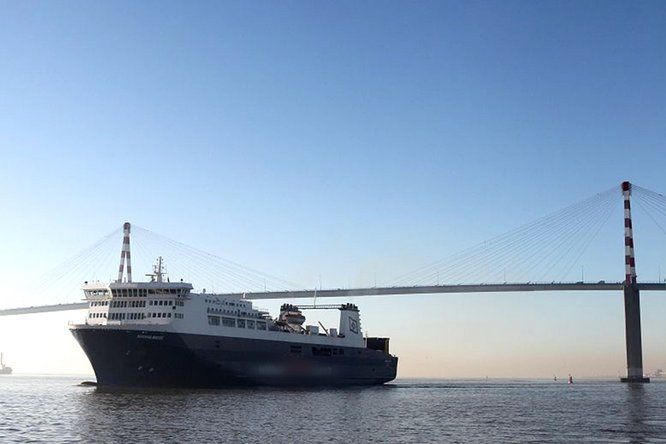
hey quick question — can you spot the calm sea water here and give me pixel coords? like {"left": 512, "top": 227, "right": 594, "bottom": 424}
{"left": 1, "top": 376, "right": 666, "bottom": 443}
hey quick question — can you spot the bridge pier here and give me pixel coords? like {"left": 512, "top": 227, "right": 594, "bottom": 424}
{"left": 620, "top": 181, "right": 649, "bottom": 383}
{"left": 621, "top": 285, "right": 649, "bottom": 382}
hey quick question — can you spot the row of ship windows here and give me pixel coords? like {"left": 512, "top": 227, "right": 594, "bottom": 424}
{"left": 90, "top": 300, "right": 184, "bottom": 308}
{"left": 89, "top": 312, "right": 147, "bottom": 320}
{"left": 287, "top": 346, "right": 346, "bottom": 357}
{"left": 207, "top": 316, "right": 267, "bottom": 330}
{"left": 205, "top": 299, "right": 249, "bottom": 308}
{"left": 88, "top": 312, "right": 185, "bottom": 320}
{"left": 112, "top": 300, "right": 145, "bottom": 308}
{"left": 112, "top": 288, "right": 188, "bottom": 297}
{"left": 206, "top": 307, "right": 257, "bottom": 317}
{"left": 149, "top": 300, "right": 184, "bottom": 307}
{"left": 87, "top": 289, "right": 188, "bottom": 298}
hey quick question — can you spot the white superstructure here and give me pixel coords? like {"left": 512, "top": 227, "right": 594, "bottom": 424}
{"left": 82, "top": 249, "right": 365, "bottom": 348}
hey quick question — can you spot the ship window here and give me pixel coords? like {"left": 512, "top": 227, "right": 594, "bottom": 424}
{"left": 237, "top": 319, "right": 246, "bottom": 328}
{"left": 247, "top": 320, "right": 255, "bottom": 329}
{"left": 167, "top": 313, "right": 171, "bottom": 318}
{"left": 312, "top": 347, "right": 333, "bottom": 357}
{"left": 257, "top": 321, "right": 267, "bottom": 330}
{"left": 208, "top": 315, "right": 220, "bottom": 326}
{"left": 222, "top": 317, "right": 235, "bottom": 327}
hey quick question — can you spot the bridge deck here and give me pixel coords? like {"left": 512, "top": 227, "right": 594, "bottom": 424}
{"left": 2, "top": 282, "right": 666, "bottom": 317}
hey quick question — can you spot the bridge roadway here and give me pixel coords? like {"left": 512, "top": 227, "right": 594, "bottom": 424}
{"left": 3, "top": 282, "right": 666, "bottom": 317}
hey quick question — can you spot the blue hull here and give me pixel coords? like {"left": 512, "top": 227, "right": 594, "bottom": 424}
{"left": 71, "top": 327, "right": 397, "bottom": 388}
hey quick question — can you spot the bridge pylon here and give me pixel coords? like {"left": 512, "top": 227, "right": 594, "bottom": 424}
{"left": 620, "top": 181, "right": 649, "bottom": 383}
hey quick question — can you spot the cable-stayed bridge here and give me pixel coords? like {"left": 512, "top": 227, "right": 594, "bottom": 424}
{"left": 3, "top": 181, "right": 666, "bottom": 382}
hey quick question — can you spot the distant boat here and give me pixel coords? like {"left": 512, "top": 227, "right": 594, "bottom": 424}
{"left": 0, "top": 352, "right": 12, "bottom": 375}
{"left": 568, "top": 374, "right": 573, "bottom": 384}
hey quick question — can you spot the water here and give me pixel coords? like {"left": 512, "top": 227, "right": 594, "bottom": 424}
{"left": 1, "top": 376, "right": 666, "bottom": 443}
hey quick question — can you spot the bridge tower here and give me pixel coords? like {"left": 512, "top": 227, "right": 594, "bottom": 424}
{"left": 116, "top": 222, "right": 132, "bottom": 283}
{"left": 620, "top": 181, "right": 649, "bottom": 383}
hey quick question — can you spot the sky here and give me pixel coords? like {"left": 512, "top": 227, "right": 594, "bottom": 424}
{"left": 1, "top": 1, "right": 666, "bottom": 378}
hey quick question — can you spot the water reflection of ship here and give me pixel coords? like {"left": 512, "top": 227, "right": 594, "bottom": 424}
{"left": 0, "top": 352, "right": 12, "bottom": 375}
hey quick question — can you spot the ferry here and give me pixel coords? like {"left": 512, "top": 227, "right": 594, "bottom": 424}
{"left": 0, "top": 353, "right": 12, "bottom": 375}
{"left": 69, "top": 223, "right": 398, "bottom": 388}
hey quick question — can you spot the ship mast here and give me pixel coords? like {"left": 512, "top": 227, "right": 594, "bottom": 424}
{"left": 146, "top": 256, "right": 166, "bottom": 283}
{"left": 155, "top": 256, "right": 164, "bottom": 283}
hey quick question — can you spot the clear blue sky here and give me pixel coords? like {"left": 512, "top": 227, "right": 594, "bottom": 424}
{"left": 1, "top": 1, "right": 666, "bottom": 377}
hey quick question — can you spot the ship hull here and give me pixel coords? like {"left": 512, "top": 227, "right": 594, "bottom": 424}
{"left": 71, "top": 326, "right": 397, "bottom": 388}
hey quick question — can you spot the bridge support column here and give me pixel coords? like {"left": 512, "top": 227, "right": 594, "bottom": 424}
{"left": 621, "top": 285, "right": 649, "bottom": 382}
{"left": 620, "top": 182, "right": 649, "bottom": 383}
